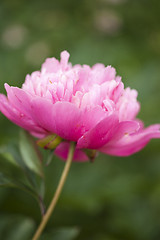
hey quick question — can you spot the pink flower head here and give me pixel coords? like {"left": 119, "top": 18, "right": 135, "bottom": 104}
{"left": 0, "top": 51, "right": 160, "bottom": 161}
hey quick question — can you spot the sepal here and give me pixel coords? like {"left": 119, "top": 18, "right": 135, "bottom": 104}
{"left": 37, "top": 134, "right": 63, "bottom": 150}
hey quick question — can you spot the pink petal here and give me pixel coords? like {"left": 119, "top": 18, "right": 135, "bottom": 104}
{"left": 0, "top": 94, "right": 46, "bottom": 135}
{"left": 103, "top": 66, "right": 116, "bottom": 82}
{"left": 54, "top": 142, "right": 88, "bottom": 162}
{"left": 30, "top": 97, "right": 109, "bottom": 142}
{"left": 99, "top": 124, "right": 160, "bottom": 156}
{"left": 81, "top": 106, "right": 108, "bottom": 131}
{"left": 41, "top": 58, "right": 60, "bottom": 73}
{"left": 30, "top": 98, "right": 84, "bottom": 141}
{"left": 5, "top": 84, "right": 33, "bottom": 117}
{"left": 108, "top": 120, "right": 140, "bottom": 143}
{"left": 60, "top": 51, "right": 70, "bottom": 71}
{"left": 77, "top": 114, "right": 119, "bottom": 149}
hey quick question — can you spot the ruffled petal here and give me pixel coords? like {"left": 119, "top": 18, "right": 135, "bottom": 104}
{"left": 41, "top": 57, "right": 60, "bottom": 73}
{"left": 99, "top": 124, "right": 160, "bottom": 156}
{"left": 0, "top": 94, "right": 46, "bottom": 135}
{"left": 4, "top": 84, "right": 33, "bottom": 117}
{"left": 80, "top": 106, "right": 108, "bottom": 131}
{"left": 30, "top": 98, "right": 83, "bottom": 141}
{"left": 54, "top": 142, "right": 88, "bottom": 162}
{"left": 107, "top": 120, "right": 140, "bottom": 143}
{"left": 77, "top": 114, "right": 119, "bottom": 149}
{"left": 30, "top": 96, "right": 109, "bottom": 142}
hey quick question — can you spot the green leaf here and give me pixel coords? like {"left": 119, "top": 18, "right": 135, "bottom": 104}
{"left": 0, "top": 214, "right": 35, "bottom": 240}
{"left": 40, "top": 227, "right": 80, "bottom": 240}
{"left": 0, "top": 144, "right": 23, "bottom": 168}
{"left": 46, "top": 150, "right": 54, "bottom": 166}
{"left": 19, "top": 130, "right": 43, "bottom": 177}
{"left": 0, "top": 143, "right": 44, "bottom": 195}
{"left": 0, "top": 172, "right": 38, "bottom": 199}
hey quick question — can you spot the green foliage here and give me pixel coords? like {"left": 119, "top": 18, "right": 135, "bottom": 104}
{"left": 0, "top": 172, "right": 37, "bottom": 199}
{"left": 0, "top": 130, "right": 45, "bottom": 218}
{"left": 19, "top": 130, "right": 43, "bottom": 177}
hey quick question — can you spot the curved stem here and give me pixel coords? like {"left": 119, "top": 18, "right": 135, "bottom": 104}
{"left": 32, "top": 142, "right": 75, "bottom": 240}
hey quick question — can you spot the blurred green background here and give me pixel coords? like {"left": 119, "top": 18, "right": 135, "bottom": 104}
{"left": 0, "top": 0, "right": 160, "bottom": 239}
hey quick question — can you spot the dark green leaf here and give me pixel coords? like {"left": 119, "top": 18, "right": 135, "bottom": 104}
{"left": 0, "top": 172, "right": 38, "bottom": 199}
{"left": 19, "top": 130, "right": 43, "bottom": 177}
{"left": 0, "top": 144, "right": 23, "bottom": 168}
{"left": 0, "top": 143, "right": 43, "bottom": 193}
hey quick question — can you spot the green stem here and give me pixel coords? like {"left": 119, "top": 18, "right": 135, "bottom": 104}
{"left": 32, "top": 142, "right": 75, "bottom": 240}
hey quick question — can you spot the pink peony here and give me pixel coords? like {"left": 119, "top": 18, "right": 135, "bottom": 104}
{"left": 0, "top": 51, "right": 160, "bottom": 161}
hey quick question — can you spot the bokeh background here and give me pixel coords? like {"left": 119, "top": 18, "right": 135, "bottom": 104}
{"left": 0, "top": 0, "right": 160, "bottom": 239}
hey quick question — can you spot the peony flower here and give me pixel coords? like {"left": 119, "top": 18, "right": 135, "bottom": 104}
{"left": 0, "top": 51, "right": 160, "bottom": 161}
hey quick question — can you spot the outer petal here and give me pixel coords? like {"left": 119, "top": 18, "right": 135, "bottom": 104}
{"left": 107, "top": 120, "right": 140, "bottom": 143}
{"left": 77, "top": 114, "right": 119, "bottom": 149}
{"left": 4, "top": 84, "right": 33, "bottom": 117}
{"left": 30, "top": 97, "right": 109, "bottom": 142}
{"left": 99, "top": 124, "right": 160, "bottom": 156}
{"left": 0, "top": 94, "right": 46, "bottom": 135}
{"left": 54, "top": 142, "right": 88, "bottom": 162}
{"left": 30, "top": 99, "right": 84, "bottom": 141}
{"left": 80, "top": 106, "right": 108, "bottom": 131}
